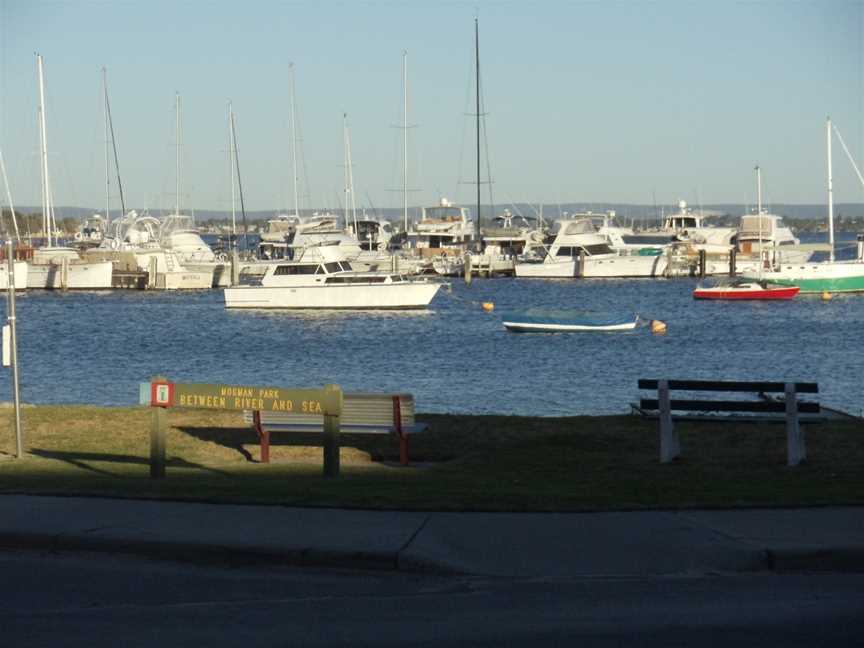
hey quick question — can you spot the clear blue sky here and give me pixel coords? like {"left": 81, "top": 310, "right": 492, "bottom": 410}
{"left": 1, "top": 0, "right": 863, "bottom": 214}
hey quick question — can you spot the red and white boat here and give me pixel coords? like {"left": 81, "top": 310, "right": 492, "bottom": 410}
{"left": 693, "top": 280, "right": 800, "bottom": 300}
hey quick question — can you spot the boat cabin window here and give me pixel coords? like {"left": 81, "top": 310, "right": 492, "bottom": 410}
{"left": 555, "top": 244, "right": 613, "bottom": 257}
{"left": 324, "top": 262, "right": 342, "bottom": 273}
{"left": 339, "top": 262, "right": 354, "bottom": 272}
{"left": 325, "top": 276, "right": 387, "bottom": 284}
{"left": 274, "top": 264, "right": 318, "bottom": 275}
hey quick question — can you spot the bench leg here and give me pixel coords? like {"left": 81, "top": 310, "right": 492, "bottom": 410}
{"left": 393, "top": 396, "right": 408, "bottom": 467}
{"left": 253, "top": 410, "right": 270, "bottom": 464}
{"left": 785, "top": 383, "right": 804, "bottom": 467}
{"left": 659, "top": 380, "right": 679, "bottom": 463}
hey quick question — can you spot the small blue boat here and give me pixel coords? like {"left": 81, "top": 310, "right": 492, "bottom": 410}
{"left": 502, "top": 311, "right": 640, "bottom": 333}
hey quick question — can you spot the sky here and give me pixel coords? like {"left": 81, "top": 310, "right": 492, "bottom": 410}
{"left": 1, "top": 0, "right": 863, "bottom": 215}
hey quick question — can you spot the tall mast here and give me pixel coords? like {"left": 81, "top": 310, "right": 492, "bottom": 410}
{"left": 228, "top": 100, "right": 236, "bottom": 245}
{"left": 230, "top": 108, "right": 249, "bottom": 251}
{"left": 103, "top": 69, "right": 126, "bottom": 218}
{"left": 289, "top": 63, "right": 300, "bottom": 219}
{"left": 474, "top": 17, "right": 481, "bottom": 245}
{"left": 175, "top": 92, "right": 182, "bottom": 216}
{"left": 402, "top": 50, "right": 408, "bottom": 233}
{"left": 343, "top": 113, "right": 357, "bottom": 233}
{"left": 755, "top": 164, "right": 763, "bottom": 273}
{"left": 826, "top": 116, "right": 835, "bottom": 263}
{"left": 37, "top": 54, "right": 54, "bottom": 247}
{"left": 103, "top": 67, "right": 110, "bottom": 227}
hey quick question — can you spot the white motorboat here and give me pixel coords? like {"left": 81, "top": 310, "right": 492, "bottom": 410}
{"left": 224, "top": 245, "right": 441, "bottom": 310}
{"left": 514, "top": 218, "right": 668, "bottom": 278}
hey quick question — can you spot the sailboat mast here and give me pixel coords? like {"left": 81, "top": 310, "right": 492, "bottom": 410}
{"left": 402, "top": 50, "right": 408, "bottom": 234}
{"left": 289, "top": 63, "right": 300, "bottom": 219}
{"left": 343, "top": 113, "right": 357, "bottom": 233}
{"left": 755, "top": 165, "right": 764, "bottom": 271}
{"left": 103, "top": 67, "right": 110, "bottom": 228}
{"left": 37, "top": 54, "right": 53, "bottom": 248}
{"left": 175, "top": 92, "right": 182, "bottom": 216}
{"left": 229, "top": 109, "right": 249, "bottom": 251}
{"left": 827, "top": 116, "right": 835, "bottom": 263}
{"left": 103, "top": 72, "right": 126, "bottom": 217}
{"left": 228, "top": 100, "right": 236, "bottom": 245}
{"left": 474, "top": 17, "right": 481, "bottom": 245}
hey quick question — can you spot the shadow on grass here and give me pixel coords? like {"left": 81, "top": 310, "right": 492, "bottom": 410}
{"left": 176, "top": 425, "right": 404, "bottom": 464}
{"left": 28, "top": 448, "right": 231, "bottom": 477}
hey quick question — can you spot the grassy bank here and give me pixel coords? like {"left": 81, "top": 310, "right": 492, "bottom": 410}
{"left": 0, "top": 405, "right": 861, "bottom": 510}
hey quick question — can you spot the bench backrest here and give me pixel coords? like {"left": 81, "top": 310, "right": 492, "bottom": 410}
{"left": 638, "top": 379, "right": 818, "bottom": 394}
{"left": 638, "top": 379, "right": 820, "bottom": 414}
{"left": 242, "top": 392, "right": 415, "bottom": 429}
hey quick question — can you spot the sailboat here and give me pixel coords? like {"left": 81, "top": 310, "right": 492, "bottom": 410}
{"left": 741, "top": 118, "right": 864, "bottom": 293}
{"left": 27, "top": 54, "right": 114, "bottom": 290}
{"left": 693, "top": 166, "right": 799, "bottom": 300}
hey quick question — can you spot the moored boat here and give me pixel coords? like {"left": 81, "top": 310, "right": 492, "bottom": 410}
{"left": 502, "top": 311, "right": 639, "bottom": 333}
{"left": 692, "top": 280, "right": 799, "bottom": 300}
{"left": 224, "top": 245, "right": 441, "bottom": 310}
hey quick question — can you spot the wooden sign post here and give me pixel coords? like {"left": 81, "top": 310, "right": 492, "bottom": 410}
{"left": 146, "top": 378, "right": 343, "bottom": 479}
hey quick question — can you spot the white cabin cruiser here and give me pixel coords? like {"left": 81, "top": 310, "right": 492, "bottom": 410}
{"left": 514, "top": 218, "right": 668, "bottom": 278}
{"left": 225, "top": 244, "right": 441, "bottom": 310}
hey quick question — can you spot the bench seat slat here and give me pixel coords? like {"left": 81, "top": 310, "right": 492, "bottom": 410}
{"left": 640, "top": 398, "right": 820, "bottom": 414}
{"left": 638, "top": 379, "right": 818, "bottom": 394}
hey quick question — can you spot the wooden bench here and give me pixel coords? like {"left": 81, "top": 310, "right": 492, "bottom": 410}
{"left": 241, "top": 393, "right": 425, "bottom": 465}
{"left": 637, "top": 379, "right": 820, "bottom": 466}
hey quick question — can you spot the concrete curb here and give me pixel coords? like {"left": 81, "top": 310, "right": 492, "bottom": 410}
{"left": 767, "top": 547, "right": 864, "bottom": 573}
{"left": 0, "top": 531, "right": 403, "bottom": 572}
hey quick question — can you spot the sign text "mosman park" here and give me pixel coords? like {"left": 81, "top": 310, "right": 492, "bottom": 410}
{"left": 149, "top": 381, "right": 342, "bottom": 415}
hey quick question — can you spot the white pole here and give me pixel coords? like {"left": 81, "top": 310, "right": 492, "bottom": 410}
{"left": 229, "top": 100, "right": 236, "bottom": 247}
{"left": 37, "top": 54, "right": 53, "bottom": 247}
{"left": 5, "top": 240, "right": 22, "bottom": 458}
{"left": 289, "top": 63, "right": 300, "bottom": 219}
{"left": 402, "top": 50, "right": 408, "bottom": 234}
{"left": 827, "top": 116, "right": 835, "bottom": 263}
{"left": 103, "top": 67, "right": 110, "bottom": 228}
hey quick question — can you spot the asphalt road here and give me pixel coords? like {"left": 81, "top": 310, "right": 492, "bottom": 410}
{"left": 5, "top": 550, "right": 864, "bottom": 647}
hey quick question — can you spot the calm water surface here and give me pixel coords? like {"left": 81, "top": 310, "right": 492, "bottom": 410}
{"left": 1, "top": 275, "right": 862, "bottom": 416}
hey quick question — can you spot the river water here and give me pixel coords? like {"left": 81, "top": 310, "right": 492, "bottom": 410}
{"left": 2, "top": 263, "right": 862, "bottom": 416}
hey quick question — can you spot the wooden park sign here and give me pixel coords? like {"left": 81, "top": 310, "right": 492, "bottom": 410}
{"left": 145, "top": 377, "right": 343, "bottom": 479}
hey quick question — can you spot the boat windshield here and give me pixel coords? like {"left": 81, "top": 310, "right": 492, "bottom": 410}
{"left": 555, "top": 244, "right": 614, "bottom": 257}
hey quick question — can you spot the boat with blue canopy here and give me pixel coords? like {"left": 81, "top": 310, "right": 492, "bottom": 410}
{"left": 502, "top": 310, "right": 640, "bottom": 333}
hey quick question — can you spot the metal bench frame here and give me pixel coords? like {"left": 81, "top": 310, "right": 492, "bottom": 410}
{"left": 638, "top": 379, "right": 819, "bottom": 466}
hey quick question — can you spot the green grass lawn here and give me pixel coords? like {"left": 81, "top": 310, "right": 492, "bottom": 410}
{"left": 0, "top": 405, "right": 862, "bottom": 510}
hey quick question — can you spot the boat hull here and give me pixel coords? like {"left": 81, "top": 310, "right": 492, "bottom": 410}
{"left": 514, "top": 259, "right": 576, "bottom": 278}
{"left": 224, "top": 282, "right": 441, "bottom": 309}
{"left": 743, "top": 261, "right": 864, "bottom": 293}
{"left": 0, "top": 262, "right": 29, "bottom": 290}
{"left": 503, "top": 319, "right": 638, "bottom": 333}
{"left": 26, "top": 260, "right": 114, "bottom": 289}
{"left": 693, "top": 285, "right": 800, "bottom": 300}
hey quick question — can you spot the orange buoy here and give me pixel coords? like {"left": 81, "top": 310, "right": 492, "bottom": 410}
{"left": 482, "top": 302, "right": 495, "bottom": 312}
{"left": 650, "top": 319, "right": 667, "bottom": 334}
{"left": 821, "top": 291, "right": 833, "bottom": 301}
